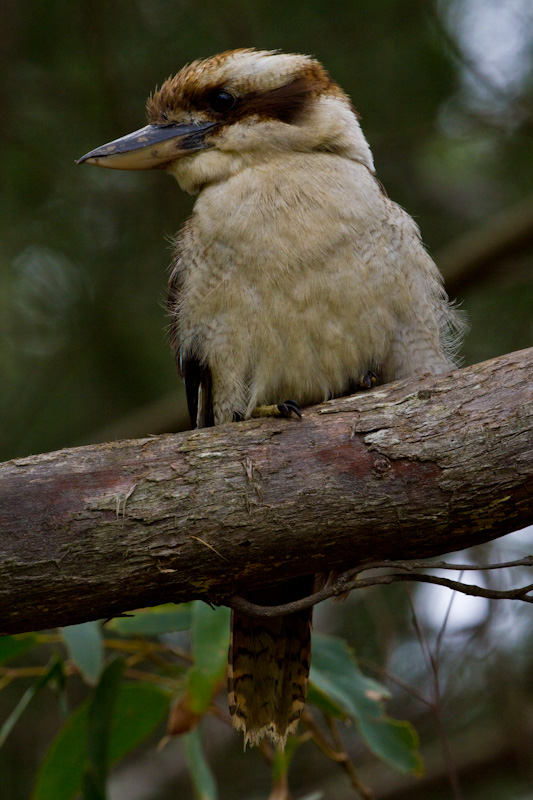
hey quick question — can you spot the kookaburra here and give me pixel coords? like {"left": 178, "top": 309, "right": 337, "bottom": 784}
{"left": 78, "top": 48, "right": 463, "bottom": 747}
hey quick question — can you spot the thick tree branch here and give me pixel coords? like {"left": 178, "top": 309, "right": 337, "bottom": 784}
{"left": 0, "top": 347, "right": 532, "bottom": 635}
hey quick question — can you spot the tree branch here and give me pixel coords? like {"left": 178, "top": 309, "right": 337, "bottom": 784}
{"left": 229, "top": 563, "right": 533, "bottom": 618}
{"left": 0, "top": 347, "right": 532, "bottom": 635}
{"left": 438, "top": 195, "right": 533, "bottom": 296}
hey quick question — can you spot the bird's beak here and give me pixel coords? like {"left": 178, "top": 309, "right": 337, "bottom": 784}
{"left": 77, "top": 121, "right": 217, "bottom": 170}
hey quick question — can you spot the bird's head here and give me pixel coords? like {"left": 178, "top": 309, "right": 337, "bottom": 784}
{"left": 78, "top": 49, "right": 374, "bottom": 193}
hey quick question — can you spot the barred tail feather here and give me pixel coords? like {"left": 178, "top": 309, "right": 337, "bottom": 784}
{"left": 228, "top": 577, "right": 314, "bottom": 748}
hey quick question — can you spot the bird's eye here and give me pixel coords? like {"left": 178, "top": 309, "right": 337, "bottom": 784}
{"left": 207, "top": 90, "right": 237, "bottom": 113}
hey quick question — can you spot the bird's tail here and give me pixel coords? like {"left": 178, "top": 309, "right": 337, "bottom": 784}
{"left": 228, "top": 576, "right": 314, "bottom": 748}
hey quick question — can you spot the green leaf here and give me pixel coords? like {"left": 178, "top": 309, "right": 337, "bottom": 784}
{"left": 183, "top": 726, "right": 217, "bottom": 800}
{"left": 62, "top": 621, "right": 104, "bottom": 685}
{"left": 106, "top": 603, "right": 192, "bottom": 636}
{"left": 310, "top": 634, "right": 422, "bottom": 775}
{"left": 187, "top": 603, "right": 230, "bottom": 714}
{"left": 306, "top": 683, "right": 347, "bottom": 719}
{"left": 83, "top": 658, "right": 124, "bottom": 798}
{"left": 190, "top": 603, "right": 231, "bottom": 673}
{"left": 310, "top": 634, "right": 389, "bottom": 718}
{"left": 0, "top": 633, "right": 38, "bottom": 664}
{"left": 32, "top": 682, "right": 169, "bottom": 800}
{"left": 357, "top": 713, "right": 422, "bottom": 776}
{"left": 0, "top": 657, "right": 64, "bottom": 748}
{"left": 32, "top": 702, "right": 87, "bottom": 800}
{"left": 106, "top": 683, "right": 169, "bottom": 763}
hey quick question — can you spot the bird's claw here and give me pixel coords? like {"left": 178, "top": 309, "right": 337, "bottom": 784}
{"left": 358, "top": 370, "right": 378, "bottom": 390}
{"left": 277, "top": 400, "right": 302, "bottom": 419}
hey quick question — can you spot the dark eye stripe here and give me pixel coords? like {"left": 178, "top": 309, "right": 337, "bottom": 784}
{"left": 237, "top": 76, "right": 323, "bottom": 125}
{"left": 146, "top": 67, "right": 334, "bottom": 127}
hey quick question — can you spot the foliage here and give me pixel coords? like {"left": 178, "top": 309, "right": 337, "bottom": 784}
{"left": 0, "top": 606, "right": 422, "bottom": 799}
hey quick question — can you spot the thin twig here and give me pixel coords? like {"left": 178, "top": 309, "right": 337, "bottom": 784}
{"left": 123, "top": 668, "right": 178, "bottom": 689}
{"left": 302, "top": 711, "right": 374, "bottom": 800}
{"left": 268, "top": 772, "right": 290, "bottom": 800}
{"left": 326, "top": 716, "right": 374, "bottom": 800}
{"left": 0, "top": 664, "right": 77, "bottom": 679}
{"left": 228, "top": 560, "right": 533, "bottom": 618}
{"left": 302, "top": 709, "right": 346, "bottom": 763}
{"left": 409, "top": 590, "right": 464, "bottom": 800}
{"left": 103, "top": 637, "right": 194, "bottom": 663}
{"left": 356, "top": 657, "right": 432, "bottom": 708}
{"left": 431, "top": 587, "right": 464, "bottom": 800}
{"left": 407, "top": 590, "right": 433, "bottom": 678}
{"left": 363, "top": 556, "right": 533, "bottom": 572}
{"left": 435, "top": 571, "right": 461, "bottom": 663}
{"left": 189, "top": 535, "right": 229, "bottom": 562}
{"left": 259, "top": 739, "right": 276, "bottom": 767}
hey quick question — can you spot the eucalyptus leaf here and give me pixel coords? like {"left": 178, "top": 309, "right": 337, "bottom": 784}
{"left": 187, "top": 602, "right": 230, "bottom": 714}
{"left": 32, "top": 682, "right": 169, "bottom": 800}
{"left": 0, "top": 633, "right": 38, "bottom": 665}
{"left": 106, "top": 603, "right": 192, "bottom": 636}
{"left": 191, "top": 602, "right": 231, "bottom": 673}
{"left": 357, "top": 713, "right": 423, "bottom": 775}
{"left": 183, "top": 726, "right": 217, "bottom": 800}
{"left": 62, "top": 621, "right": 104, "bottom": 685}
{"left": 0, "top": 658, "right": 64, "bottom": 748}
{"left": 83, "top": 658, "right": 124, "bottom": 797}
{"left": 310, "top": 634, "right": 422, "bottom": 774}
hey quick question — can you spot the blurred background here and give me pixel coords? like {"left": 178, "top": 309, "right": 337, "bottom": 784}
{"left": 1, "top": 0, "right": 532, "bottom": 798}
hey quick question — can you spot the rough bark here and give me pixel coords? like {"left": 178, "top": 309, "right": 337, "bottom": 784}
{"left": 0, "top": 348, "right": 532, "bottom": 635}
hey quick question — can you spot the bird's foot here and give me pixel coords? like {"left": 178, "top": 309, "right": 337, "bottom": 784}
{"left": 251, "top": 400, "right": 302, "bottom": 420}
{"left": 358, "top": 370, "right": 378, "bottom": 390}
{"left": 277, "top": 400, "right": 302, "bottom": 419}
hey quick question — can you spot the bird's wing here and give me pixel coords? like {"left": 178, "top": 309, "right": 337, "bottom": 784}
{"left": 180, "top": 353, "right": 214, "bottom": 429}
{"left": 168, "top": 239, "right": 215, "bottom": 430}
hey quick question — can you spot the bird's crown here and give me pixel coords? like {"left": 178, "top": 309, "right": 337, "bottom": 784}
{"left": 146, "top": 48, "right": 347, "bottom": 127}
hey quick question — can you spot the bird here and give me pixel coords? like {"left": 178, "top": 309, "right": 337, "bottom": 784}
{"left": 78, "top": 48, "right": 464, "bottom": 748}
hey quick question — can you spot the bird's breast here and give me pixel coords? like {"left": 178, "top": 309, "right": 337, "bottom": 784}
{"left": 176, "top": 155, "right": 402, "bottom": 412}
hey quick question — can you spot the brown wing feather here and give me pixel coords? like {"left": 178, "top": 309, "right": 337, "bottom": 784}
{"left": 168, "top": 232, "right": 214, "bottom": 430}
